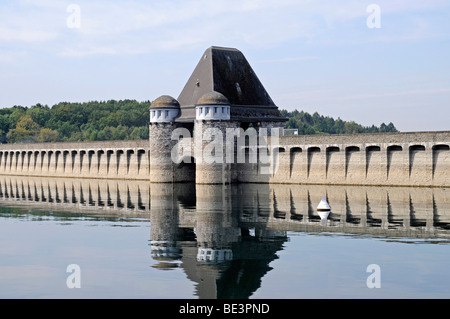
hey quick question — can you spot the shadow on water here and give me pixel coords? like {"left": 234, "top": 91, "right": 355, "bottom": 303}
{"left": 0, "top": 176, "right": 449, "bottom": 298}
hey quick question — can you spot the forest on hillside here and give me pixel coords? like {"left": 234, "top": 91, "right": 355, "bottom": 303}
{"left": 0, "top": 100, "right": 150, "bottom": 143}
{"left": 0, "top": 100, "right": 398, "bottom": 143}
{"left": 280, "top": 109, "right": 398, "bottom": 135}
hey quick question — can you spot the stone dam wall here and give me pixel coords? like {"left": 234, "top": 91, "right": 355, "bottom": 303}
{"left": 264, "top": 130, "right": 450, "bottom": 187}
{"left": 0, "top": 131, "right": 448, "bottom": 187}
{"left": 0, "top": 140, "right": 150, "bottom": 180}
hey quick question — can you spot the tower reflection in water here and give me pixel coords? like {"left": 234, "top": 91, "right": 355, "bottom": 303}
{"left": 0, "top": 176, "right": 449, "bottom": 298}
{"left": 150, "top": 183, "right": 287, "bottom": 299}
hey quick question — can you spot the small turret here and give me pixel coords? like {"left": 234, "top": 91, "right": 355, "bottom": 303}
{"left": 149, "top": 95, "right": 181, "bottom": 183}
{"left": 150, "top": 95, "right": 180, "bottom": 123}
{"left": 195, "top": 91, "right": 230, "bottom": 121}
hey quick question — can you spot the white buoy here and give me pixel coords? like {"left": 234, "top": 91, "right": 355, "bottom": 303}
{"left": 317, "top": 196, "right": 331, "bottom": 220}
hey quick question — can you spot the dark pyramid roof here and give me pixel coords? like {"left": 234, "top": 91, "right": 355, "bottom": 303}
{"left": 176, "top": 46, "right": 286, "bottom": 123}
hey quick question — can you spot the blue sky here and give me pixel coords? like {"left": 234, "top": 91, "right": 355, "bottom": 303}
{"left": 0, "top": 0, "right": 449, "bottom": 132}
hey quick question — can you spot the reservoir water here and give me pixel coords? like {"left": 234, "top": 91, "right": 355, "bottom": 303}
{"left": 0, "top": 176, "right": 449, "bottom": 299}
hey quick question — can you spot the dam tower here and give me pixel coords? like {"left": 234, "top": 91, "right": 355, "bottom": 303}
{"left": 149, "top": 46, "right": 287, "bottom": 184}
{"left": 149, "top": 95, "right": 181, "bottom": 183}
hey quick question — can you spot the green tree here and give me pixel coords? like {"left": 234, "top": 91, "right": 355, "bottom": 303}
{"left": 129, "top": 126, "right": 149, "bottom": 140}
{"left": 0, "top": 114, "right": 10, "bottom": 133}
{"left": 8, "top": 107, "right": 26, "bottom": 129}
{"left": 58, "top": 122, "right": 79, "bottom": 139}
{"left": 7, "top": 114, "right": 41, "bottom": 142}
{"left": 27, "top": 104, "right": 51, "bottom": 127}
{"left": 38, "top": 128, "right": 59, "bottom": 143}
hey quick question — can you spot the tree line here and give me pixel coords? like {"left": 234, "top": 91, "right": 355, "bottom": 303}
{"left": 0, "top": 100, "right": 150, "bottom": 143}
{"left": 280, "top": 109, "right": 398, "bottom": 135}
{"left": 0, "top": 100, "right": 398, "bottom": 143}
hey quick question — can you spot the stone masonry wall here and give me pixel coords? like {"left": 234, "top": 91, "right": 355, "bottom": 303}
{"left": 0, "top": 130, "right": 448, "bottom": 187}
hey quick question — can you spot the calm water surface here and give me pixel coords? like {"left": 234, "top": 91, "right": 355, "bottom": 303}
{"left": 0, "top": 176, "right": 449, "bottom": 299}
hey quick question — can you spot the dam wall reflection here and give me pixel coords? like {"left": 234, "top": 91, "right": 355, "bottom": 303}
{"left": 0, "top": 175, "right": 449, "bottom": 236}
{"left": 1, "top": 175, "right": 449, "bottom": 298}
{"left": 0, "top": 176, "right": 450, "bottom": 235}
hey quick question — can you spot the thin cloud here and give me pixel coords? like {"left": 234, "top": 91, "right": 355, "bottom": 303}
{"left": 0, "top": 50, "right": 27, "bottom": 63}
{"left": 2, "top": 0, "right": 449, "bottom": 56}
{"left": 0, "top": 27, "right": 59, "bottom": 42}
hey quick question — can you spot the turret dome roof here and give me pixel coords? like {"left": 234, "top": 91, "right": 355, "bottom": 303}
{"left": 196, "top": 91, "right": 230, "bottom": 106}
{"left": 150, "top": 95, "right": 180, "bottom": 109}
